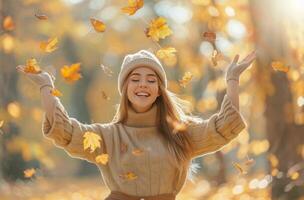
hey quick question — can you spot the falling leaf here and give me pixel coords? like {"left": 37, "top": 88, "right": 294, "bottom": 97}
{"left": 120, "top": 143, "right": 128, "bottom": 153}
{"left": 211, "top": 50, "right": 224, "bottom": 66}
{"left": 0, "top": 120, "right": 4, "bottom": 128}
{"left": 203, "top": 31, "right": 216, "bottom": 42}
{"left": 24, "top": 58, "right": 42, "bottom": 74}
{"left": 271, "top": 61, "right": 289, "bottom": 72}
{"left": 132, "top": 148, "right": 144, "bottom": 156}
{"left": 51, "top": 88, "right": 63, "bottom": 97}
{"left": 83, "top": 131, "right": 102, "bottom": 153}
{"left": 121, "top": 0, "right": 144, "bottom": 15}
{"left": 60, "top": 63, "right": 82, "bottom": 83}
{"left": 3, "top": 16, "right": 15, "bottom": 31}
{"left": 40, "top": 37, "right": 58, "bottom": 53}
{"left": 24, "top": 168, "right": 36, "bottom": 178}
{"left": 35, "top": 13, "right": 48, "bottom": 20}
{"left": 90, "top": 18, "right": 106, "bottom": 32}
{"left": 156, "top": 47, "right": 177, "bottom": 60}
{"left": 96, "top": 153, "right": 109, "bottom": 165}
{"left": 99, "top": 64, "right": 113, "bottom": 77}
{"left": 179, "top": 71, "right": 193, "bottom": 88}
{"left": 233, "top": 162, "right": 247, "bottom": 175}
{"left": 101, "top": 90, "right": 110, "bottom": 100}
{"left": 145, "top": 17, "right": 172, "bottom": 41}
{"left": 119, "top": 172, "right": 137, "bottom": 180}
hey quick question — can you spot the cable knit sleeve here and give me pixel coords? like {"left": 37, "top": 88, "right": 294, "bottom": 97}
{"left": 187, "top": 94, "right": 247, "bottom": 158}
{"left": 42, "top": 98, "right": 108, "bottom": 163}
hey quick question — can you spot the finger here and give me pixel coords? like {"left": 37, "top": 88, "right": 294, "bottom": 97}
{"left": 240, "top": 51, "right": 256, "bottom": 64}
{"left": 232, "top": 54, "right": 239, "bottom": 64}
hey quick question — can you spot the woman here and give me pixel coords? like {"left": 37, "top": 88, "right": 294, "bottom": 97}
{"left": 16, "top": 49, "right": 256, "bottom": 200}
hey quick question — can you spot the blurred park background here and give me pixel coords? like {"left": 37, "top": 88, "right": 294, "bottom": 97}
{"left": 0, "top": 0, "right": 304, "bottom": 199}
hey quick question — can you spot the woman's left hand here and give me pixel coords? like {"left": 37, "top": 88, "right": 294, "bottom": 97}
{"left": 225, "top": 51, "right": 256, "bottom": 82}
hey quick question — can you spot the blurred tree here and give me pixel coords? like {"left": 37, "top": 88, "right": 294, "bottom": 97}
{"left": 250, "top": 0, "right": 304, "bottom": 199}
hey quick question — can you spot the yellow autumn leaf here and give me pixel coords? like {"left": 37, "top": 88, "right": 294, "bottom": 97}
{"left": 24, "top": 58, "right": 41, "bottom": 74}
{"left": 121, "top": 0, "right": 144, "bottom": 15}
{"left": 0, "top": 120, "right": 4, "bottom": 128}
{"left": 271, "top": 61, "right": 289, "bottom": 72}
{"left": 60, "top": 63, "right": 82, "bottom": 83}
{"left": 24, "top": 168, "right": 36, "bottom": 178}
{"left": 179, "top": 71, "right": 193, "bottom": 88}
{"left": 145, "top": 17, "right": 172, "bottom": 41}
{"left": 3, "top": 16, "right": 15, "bottom": 31}
{"left": 156, "top": 47, "right": 177, "bottom": 60}
{"left": 40, "top": 37, "right": 58, "bottom": 53}
{"left": 83, "top": 131, "right": 102, "bottom": 153}
{"left": 119, "top": 172, "right": 137, "bottom": 180}
{"left": 90, "top": 18, "right": 106, "bottom": 32}
{"left": 51, "top": 88, "right": 63, "bottom": 97}
{"left": 95, "top": 153, "right": 109, "bottom": 165}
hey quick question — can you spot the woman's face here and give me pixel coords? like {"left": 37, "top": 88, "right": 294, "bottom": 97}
{"left": 127, "top": 67, "right": 160, "bottom": 113}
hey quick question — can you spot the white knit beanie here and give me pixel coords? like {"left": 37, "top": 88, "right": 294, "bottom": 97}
{"left": 118, "top": 49, "right": 167, "bottom": 95}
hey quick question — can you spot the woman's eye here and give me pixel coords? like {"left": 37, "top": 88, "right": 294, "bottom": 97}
{"left": 131, "top": 79, "right": 139, "bottom": 82}
{"left": 148, "top": 80, "right": 156, "bottom": 83}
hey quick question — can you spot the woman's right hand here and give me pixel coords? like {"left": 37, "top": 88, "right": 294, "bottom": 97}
{"left": 16, "top": 65, "right": 55, "bottom": 88}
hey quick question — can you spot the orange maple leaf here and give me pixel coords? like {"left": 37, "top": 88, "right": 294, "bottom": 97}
{"left": 3, "top": 16, "right": 15, "bottom": 31}
{"left": 121, "top": 0, "right": 144, "bottom": 15}
{"left": 51, "top": 88, "right": 63, "bottom": 97}
{"left": 60, "top": 63, "right": 82, "bottom": 83}
{"left": 145, "top": 17, "right": 172, "bottom": 41}
{"left": 40, "top": 37, "right": 58, "bottom": 53}
{"left": 90, "top": 18, "right": 106, "bottom": 32}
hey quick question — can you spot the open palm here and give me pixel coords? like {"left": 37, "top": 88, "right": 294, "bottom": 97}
{"left": 225, "top": 51, "right": 256, "bottom": 81}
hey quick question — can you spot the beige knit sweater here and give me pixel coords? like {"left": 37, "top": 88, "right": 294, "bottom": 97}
{"left": 42, "top": 94, "right": 246, "bottom": 196}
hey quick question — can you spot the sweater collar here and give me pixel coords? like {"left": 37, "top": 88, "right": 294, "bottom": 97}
{"left": 124, "top": 103, "right": 158, "bottom": 127}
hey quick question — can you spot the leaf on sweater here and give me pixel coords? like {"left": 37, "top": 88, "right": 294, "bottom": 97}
{"left": 156, "top": 47, "right": 177, "bottom": 60}
{"left": 121, "top": 0, "right": 144, "bottom": 16}
{"left": 90, "top": 18, "right": 106, "bottom": 32}
{"left": 35, "top": 13, "right": 48, "bottom": 20}
{"left": 3, "top": 16, "right": 15, "bottom": 31}
{"left": 203, "top": 31, "right": 216, "bottom": 42}
{"left": 99, "top": 64, "right": 113, "bottom": 77}
{"left": 271, "top": 61, "right": 289, "bottom": 72}
{"left": 145, "top": 17, "right": 172, "bottom": 42}
{"left": 60, "top": 63, "right": 82, "bottom": 83}
{"left": 24, "top": 168, "right": 36, "bottom": 178}
{"left": 132, "top": 148, "right": 144, "bottom": 156}
{"left": 40, "top": 37, "right": 58, "bottom": 53}
{"left": 179, "top": 71, "right": 193, "bottom": 88}
{"left": 51, "top": 88, "right": 63, "bottom": 97}
{"left": 24, "top": 58, "right": 42, "bottom": 74}
{"left": 83, "top": 131, "right": 102, "bottom": 153}
{"left": 96, "top": 153, "right": 109, "bottom": 165}
{"left": 119, "top": 172, "right": 137, "bottom": 180}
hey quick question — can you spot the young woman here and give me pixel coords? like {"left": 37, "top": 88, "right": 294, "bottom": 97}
{"left": 16, "top": 49, "right": 256, "bottom": 200}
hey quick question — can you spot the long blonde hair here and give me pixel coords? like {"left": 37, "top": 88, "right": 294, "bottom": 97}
{"left": 112, "top": 75, "right": 202, "bottom": 165}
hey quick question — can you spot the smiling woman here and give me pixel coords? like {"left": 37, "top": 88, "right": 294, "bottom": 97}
{"left": 16, "top": 49, "right": 252, "bottom": 200}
